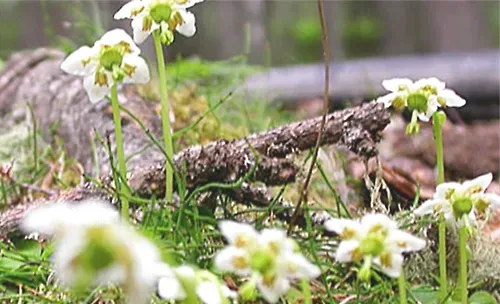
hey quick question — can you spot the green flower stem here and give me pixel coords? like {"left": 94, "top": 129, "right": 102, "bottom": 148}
{"left": 110, "top": 84, "right": 129, "bottom": 220}
{"left": 398, "top": 270, "right": 407, "bottom": 304}
{"left": 458, "top": 223, "right": 468, "bottom": 303}
{"left": 301, "top": 279, "right": 312, "bottom": 304}
{"left": 432, "top": 111, "right": 447, "bottom": 300}
{"left": 152, "top": 30, "right": 174, "bottom": 203}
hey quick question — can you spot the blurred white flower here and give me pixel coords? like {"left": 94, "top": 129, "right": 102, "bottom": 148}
{"left": 61, "top": 29, "right": 150, "bottom": 103}
{"left": 215, "top": 221, "right": 320, "bottom": 303}
{"left": 114, "top": 0, "right": 203, "bottom": 44}
{"left": 414, "top": 173, "right": 500, "bottom": 227}
{"left": 22, "top": 200, "right": 162, "bottom": 304}
{"left": 376, "top": 77, "right": 466, "bottom": 122}
{"left": 325, "top": 213, "right": 426, "bottom": 278}
{"left": 156, "top": 264, "right": 235, "bottom": 304}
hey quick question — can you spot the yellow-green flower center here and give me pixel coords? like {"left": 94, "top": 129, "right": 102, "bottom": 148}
{"left": 406, "top": 91, "right": 428, "bottom": 113}
{"left": 452, "top": 196, "right": 473, "bottom": 218}
{"left": 360, "top": 235, "right": 385, "bottom": 256}
{"left": 99, "top": 48, "right": 123, "bottom": 71}
{"left": 250, "top": 248, "right": 275, "bottom": 274}
{"left": 149, "top": 2, "right": 173, "bottom": 23}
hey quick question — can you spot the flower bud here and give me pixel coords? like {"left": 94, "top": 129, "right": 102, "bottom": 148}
{"left": 358, "top": 258, "right": 372, "bottom": 281}
{"left": 432, "top": 111, "right": 446, "bottom": 127}
{"left": 239, "top": 280, "right": 258, "bottom": 301}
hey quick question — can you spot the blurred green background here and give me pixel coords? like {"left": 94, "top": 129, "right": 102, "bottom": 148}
{"left": 0, "top": 0, "right": 498, "bottom": 65}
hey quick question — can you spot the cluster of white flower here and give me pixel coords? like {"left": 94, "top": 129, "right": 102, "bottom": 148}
{"left": 22, "top": 200, "right": 233, "bottom": 304}
{"left": 115, "top": 0, "right": 203, "bottom": 44}
{"left": 325, "top": 214, "right": 426, "bottom": 279}
{"left": 215, "top": 221, "right": 321, "bottom": 303}
{"left": 61, "top": 29, "right": 150, "bottom": 103}
{"left": 414, "top": 173, "right": 500, "bottom": 227}
{"left": 377, "top": 77, "right": 466, "bottom": 122}
{"left": 61, "top": 0, "right": 203, "bottom": 104}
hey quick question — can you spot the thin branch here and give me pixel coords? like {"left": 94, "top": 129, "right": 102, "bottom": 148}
{"left": 288, "top": 0, "right": 331, "bottom": 232}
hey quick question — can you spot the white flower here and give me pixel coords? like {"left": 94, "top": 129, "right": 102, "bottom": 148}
{"left": 22, "top": 200, "right": 162, "bottom": 304}
{"left": 414, "top": 173, "right": 500, "bottom": 226}
{"left": 325, "top": 213, "right": 426, "bottom": 278}
{"left": 157, "top": 264, "right": 234, "bottom": 304}
{"left": 215, "top": 221, "right": 320, "bottom": 303}
{"left": 114, "top": 0, "right": 203, "bottom": 44}
{"left": 21, "top": 200, "right": 119, "bottom": 237}
{"left": 61, "top": 29, "right": 150, "bottom": 103}
{"left": 376, "top": 77, "right": 466, "bottom": 122}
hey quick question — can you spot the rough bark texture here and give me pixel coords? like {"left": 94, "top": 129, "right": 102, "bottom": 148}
{"left": 0, "top": 48, "right": 390, "bottom": 238}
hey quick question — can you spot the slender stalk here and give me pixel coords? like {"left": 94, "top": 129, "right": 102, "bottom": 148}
{"left": 432, "top": 111, "right": 447, "bottom": 300}
{"left": 438, "top": 213, "right": 447, "bottom": 299}
{"left": 152, "top": 30, "right": 174, "bottom": 203}
{"left": 398, "top": 271, "right": 408, "bottom": 304}
{"left": 301, "top": 279, "right": 312, "bottom": 304}
{"left": 288, "top": 0, "right": 330, "bottom": 232}
{"left": 458, "top": 224, "right": 468, "bottom": 303}
{"left": 110, "top": 85, "right": 129, "bottom": 220}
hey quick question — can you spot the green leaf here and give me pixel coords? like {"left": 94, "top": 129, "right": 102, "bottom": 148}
{"left": 469, "top": 291, "right": 498, "bottom": 304}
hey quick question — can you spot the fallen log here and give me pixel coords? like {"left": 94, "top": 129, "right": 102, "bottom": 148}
{"left": 0, "top": 48, "right": 390, "bottom": 238}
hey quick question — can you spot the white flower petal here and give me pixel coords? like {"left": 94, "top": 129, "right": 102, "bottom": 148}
{"left": 218, "top": 221, "right": 259, "bottom": 247}
{"left": 376, "top": 92, "right": 399, "bottom": 108}
{"left": 131, "top": 15, "right": 159, "bottom": 44}
{"left": 462, "top": 173, "right": 493, "bottom": 193}
{"left": 387, "top": 230, "right": 426, "bottom": 253}
{"left": 197, "top": 281, "right": 223, "bottom": 304}
{"left": 413, "top": 198, "right": 442, "bottom": 217}
{"left": 51, "top": 228, "right": 87, "bottom": 285}
{"left": 283, "top": 252, "right": 321, "bottom": 279}
{"left": 382, "top": 78, "right": 413, "bottom": 92}
{"left": 173, "top": 0, "right": 204, "bottom": 9}
{"left": 414, "top": 77, "right": 446, "bottom": 91}
{"left": 360, "top": 213, "right": 398, "bottom": 232}
{"left": 83, "top": 73, "right": 111, "bottom": 103}
{"left": 176, "top": 9, "right": 196, "bottom": 37}
{"left": 256, "top": 275, "right": 290, "bottom": 304}
{"left": 157, "top": 275, "right": 186, "bottom": 300}
{"left": 335, "top": 240, "right": 359, "bottom": 263}
{"left": 60, "top": 46, "right": 97, "bottom": 76}
{"left": 21, "top": 201, "right": 119, "bottom": 236}
{"left": 214, "top": 246, "right": 251, "bottom": 276}
{"left": 438, "top": 89, "right": 466, "bottom": 108}
{"left": 435, "top": 182, "right": 462, "bottom": 199}
{"left": 122, "top": 54, "right": 150, "bottom": 84}
{"left": 114, "top": 0, "right": 144, "bottom": 20}
{"left": 259, "top": 228, "right": 289, "bottom": 252}
{"left": 96, "top": 29, "right": 141, "bottom": 55}
{"left": 324, "top": 218, "right": 361, "bottom": 240}
{"left": 373, "top": 253, "right": 404, "bottom": 278}
{"left": 481, "top": 193, "right": 500, "bottom": 209}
